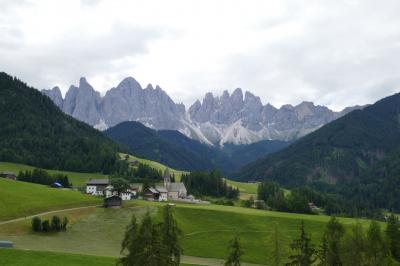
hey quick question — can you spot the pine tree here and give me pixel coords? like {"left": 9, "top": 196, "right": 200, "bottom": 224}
{"left": 317, "top": 234, "right": 328, "bottom": 266}
{"left": 161, "top": 205, "right": 183, "bottom": 265}
{"left": 286, "top": 221, "right": 316, "bottom": 266}
{"left": 273, "top": 222, "right": 281, "bottom": 266}
{"left": 118, "top": 215, "right": 139, "bottom": 266}
{"left": 386, "top": 214, "right": 400, "bottom": 261}
{"left": 324, "top": 217, "right": 344, "bottom": 266}
{"left": 225, "top": 234, "right": 243, "bottom": 266}
{"left": 340, "top": 222, "right": 366, "bottom": 266}
{"left": 366, "top": 221, "right": 391, "bottom": 266}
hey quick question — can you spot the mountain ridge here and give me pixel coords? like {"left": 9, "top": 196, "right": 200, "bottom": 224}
{"left": 43, "top": 77, "right": 363, "bottom": 146}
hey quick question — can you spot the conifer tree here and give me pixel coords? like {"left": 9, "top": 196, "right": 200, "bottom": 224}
{"left": 386, "top": 214, "right": 400, "bottom": 261}
{"left": 161, "top": 205, "right": 183, "bottom": 265}
{"left": 273, "top": 222, "right": 282, "bottom": 266}
{"left": 340, "top": 222, "right": 366, "bottom": 266}
{"left": 286, "top": 221, "right": 316, "bottom": 266}
{"left": 324, "top": 217, "right": 344, "bottom": 266}
{"left": 366, "top": 221, "right": 391, "bottom": 266}
{"left": 225, "top": 234, "right": 243, "bottom": 266}
{"left": 118, "top": 215, "right": 139, "bottom": 266}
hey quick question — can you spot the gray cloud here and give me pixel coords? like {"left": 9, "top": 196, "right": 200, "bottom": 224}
{"left": 0, "top": 0, "right": 399, "bottom": 110}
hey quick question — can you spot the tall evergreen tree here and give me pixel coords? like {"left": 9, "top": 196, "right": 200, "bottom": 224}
{"left": 324, "top": 217, "right": 345, "bottom": 266}
{"left": 317, "top": 234, "right": 329, "bottom": 266}
{"left": 386, "top": 214, "right": 400, "bottom": 261}
{"left": 286, "top": 221, "right": 316, "bottom": 266}
{"left": 273, "top": 222, "right": 282, "bottom": 266}
{"left": 161, "top": 205, "right": 183, "bottom": 265}
{"left": 366, "top": 221, "right": 390, "bottom": 266}
{"left": 119, "top": 215, "right": 139, "bottom": 266}
{"left": 340, "top": 222, "right": 366, "bottom": 266}
{"left": 225, "top": 234, "right": 243, "bottom": 266}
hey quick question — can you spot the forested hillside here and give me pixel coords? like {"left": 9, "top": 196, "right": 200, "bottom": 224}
{"left": 0, "top": 73, "right": 118, "bottom": 173}
{"left": 236, "top": 92, "right": 400, "bottom": 185}
{"left": 104, "top": 121, "right": 289, "bottom": 172}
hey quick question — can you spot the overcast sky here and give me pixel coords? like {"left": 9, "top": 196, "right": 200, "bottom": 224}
{"left": 1, "top": 0, "right": 400, "bottom": 110}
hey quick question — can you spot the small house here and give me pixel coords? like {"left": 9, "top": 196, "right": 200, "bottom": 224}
{"left": 156, "top": 187, "right": 168, "bottom": 202}
{"left": 104, "top": 195, "right": 122, "bottom": 208}
{"left": 144, "top": 188, "right": 160, "bottom": 201}
{"left": 0, "top": 171, "right": 17, "bottom": 180}
{"left": 86, "top": 179, "right": 110, "bottom": 195}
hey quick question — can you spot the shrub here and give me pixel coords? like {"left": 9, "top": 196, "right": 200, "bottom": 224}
{"left": 42, "top": 220, "right": 50, "bottom": 232}
{"left": 62, "top": 217, "right": 69, "bottom": 231}
{"left": 51, "top": 216, "right": 61, "bottom": 231}
{"left": 31, "top": 216, "right": 42, "bottom": 232}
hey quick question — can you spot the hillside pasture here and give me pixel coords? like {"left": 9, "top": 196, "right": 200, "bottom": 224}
{"left": 0, "top": 178, "right": 101, "bottom": 221}
{"left": 0, "top": 162, "right": 107, "bottom": 187}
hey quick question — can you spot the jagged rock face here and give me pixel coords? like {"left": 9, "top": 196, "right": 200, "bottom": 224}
{"left": 101, "top": 78, "right": 185, "bottom": 129}
{"left": 43, "top": 77, "right": 362, "bottom": 146}
{"left": 43, "top": 77, "right": 185, "bottom": 131}
{"left": 42, "top": 86, "right": 63, "bottom": 108}
{"left": 62, "top": 78, "right": 102, "bottom": 126}
{"left": 187, "top": 89, "right": 360, "bottom": 145}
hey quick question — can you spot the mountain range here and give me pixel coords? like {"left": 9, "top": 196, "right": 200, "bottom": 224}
{"left": 104, "top": 121, "right": 289, "bottom": 173}
{"left": 42, "top": 77, "right": 362, "bottom": 146}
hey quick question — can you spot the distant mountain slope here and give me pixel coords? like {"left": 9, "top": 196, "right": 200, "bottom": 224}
{"left": 104, "top": 121, "right": 289, "bottom": 173}
{"left": 104, "top": 121, "right": 216, "bottom": 171}
{"left": 0, "top": 72, "right": 118, "bottom": 173}
{"left": 235, "top": 92, "right": 400, "bottom": 187}
{"left": 44, "top": 77, "right": 361, "bottom": 145}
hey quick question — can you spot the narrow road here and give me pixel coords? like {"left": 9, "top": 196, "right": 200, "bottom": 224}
{"left": 182, "top": 255, "right": 265, "bottom": 266}
{"left": 0, "top": 205, "right": 100, "bottom": 225}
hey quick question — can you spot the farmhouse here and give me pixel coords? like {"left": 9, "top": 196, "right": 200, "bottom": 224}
{"left": 103, "top": 195, "right": 122, "bottom": 208}
{"left": 86, "top": 179, "right": 110, "bottom": 195}
{"left": 0, "top": 171, "right": 17, "bottom": 180}
{"left": 104, "top": 185, "right": 133, "bottom": 201}
{"left": 144, "top": 187, "right": 160, "bottom": 201}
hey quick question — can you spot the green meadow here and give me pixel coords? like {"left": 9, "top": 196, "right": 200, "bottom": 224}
{"left": 0, "top": 198, "right": 378, "bottom": 265}
{"left": 0, "top": 178, "right": 101, "bottom": 221}
{"left": 0, "top": 162, "right": 107, "bottom": 187}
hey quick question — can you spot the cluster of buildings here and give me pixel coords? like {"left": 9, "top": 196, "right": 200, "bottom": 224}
{"left": 85, "top": 169, "right": 191, "bottom": 207}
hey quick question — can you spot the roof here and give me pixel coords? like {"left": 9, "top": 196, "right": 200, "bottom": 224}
{"left": 0, "top": 171, "right": 16, "bottom": 176}
{"left": 169, "top": 182, "right": 186, "bottom": 192}
{"left": 156, "top": 187, "right": 168, "bottom": 193}
{"left": 86, "top": 179, "right": 109, "bottom": 185}
{"left": 147, "top": 188, "right": 159, "bottom": 194}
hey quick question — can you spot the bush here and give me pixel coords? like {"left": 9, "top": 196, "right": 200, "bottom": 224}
{"left": 31, "top": 216, "right": 42, "bottom": 232}
{"left": 62, "top": 217, "right": 69, "bottom": 231}
{"left": 42, "top": 220, "right": 50, "bottom": 232}
{"left": 51, "top": 216, "right": 62, "bottom": 231}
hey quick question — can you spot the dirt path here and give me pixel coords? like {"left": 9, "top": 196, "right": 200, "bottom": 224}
{"left": 182, "top": 255, "right": 265, "bottom": 266}
{"left": 0, "top": 205, "right": 100, "bottom": 225}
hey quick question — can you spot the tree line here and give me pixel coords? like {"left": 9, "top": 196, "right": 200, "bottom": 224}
{"left": 226, "top": 214, "right": 400, "bottom": 266}
{"left": 18, "top": 168, "right": 71, "bottom": 188}
{"left": 181, "top": 170, "right": 239, "bottom": 199}
{"left": 31, "top": 215, "right": 68, "bottom": 233}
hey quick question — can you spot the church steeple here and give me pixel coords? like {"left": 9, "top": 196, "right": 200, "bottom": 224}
{"left": 163, "top": 168, "right": 171, "bottom": 190}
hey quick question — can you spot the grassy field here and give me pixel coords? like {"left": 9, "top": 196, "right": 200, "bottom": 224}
{"left": 120, "top": 153, "right": 188, "bottom": 180}
{"left": 0, "top": 249, "right": 201, "bottom": 266}
{"left": 0, "top": 198, "right": 379, "bottom": 265}
{"left": 0, "top": 162, "right": 107, "bottom": 187}
{"left": 0, "top": 178, "right": 101, "bottom": 221}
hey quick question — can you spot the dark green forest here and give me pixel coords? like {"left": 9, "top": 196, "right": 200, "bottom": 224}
{"left": 236, "top": 92, "right": 400, "bottom": 214}
{"left": 0, "top": 73, "right": 118, "bottom": 173}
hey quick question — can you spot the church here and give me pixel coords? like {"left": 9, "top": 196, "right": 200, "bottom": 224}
{"left": 158, "top": 168, "right": 187, "bottom": 201}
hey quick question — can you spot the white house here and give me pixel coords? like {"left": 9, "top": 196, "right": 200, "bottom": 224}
{"left": 104, "top": 185, "right": 132, "bottom": 201}
{"left": 86, "top": 179, "right": 110, "bottom": 195}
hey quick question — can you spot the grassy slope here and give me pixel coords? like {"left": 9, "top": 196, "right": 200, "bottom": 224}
{"left": 0, "top": 199, "right": 378, "bottom": 265}
{"left": 0, "top": 249, "right": 199, "bottom": 266}
{"left": 0, "top": 162, "right": 107, "bottom": 187}
{"left": 121, "top": 153, "right": 188, "bottom": 180}
{"left": 0, "top": 178, "right": 101, "bottom": 221}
